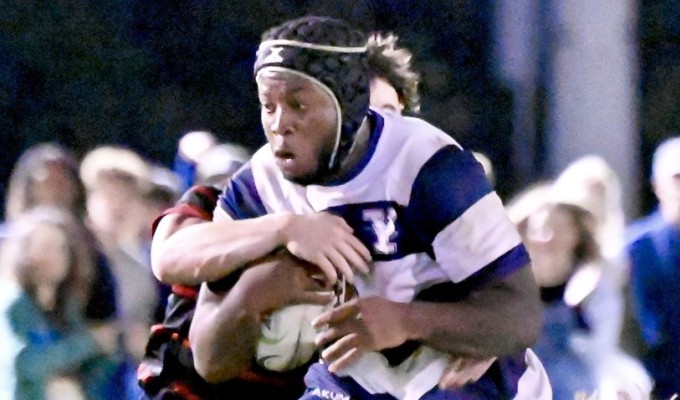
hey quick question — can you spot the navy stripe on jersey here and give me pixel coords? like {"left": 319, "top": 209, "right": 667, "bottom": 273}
{"left": 417, "top": 246, "right": 530, "bottom": 302}
{"left": 456, "top": 244, "right": 530, "bottom": 293}
{"left": 405, "top": 145, "right": 492, "bottom": 244}
{"left": 219, "top": 164, "right": 267, "bottom": 220}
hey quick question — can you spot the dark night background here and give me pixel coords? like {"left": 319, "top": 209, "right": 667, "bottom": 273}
{"left": 0, "top": 0, "right": 678, "bottom": 218}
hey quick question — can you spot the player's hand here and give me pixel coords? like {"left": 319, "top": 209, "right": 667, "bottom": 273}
{"left": 235, "top": 252, "right": 335, "bottom": 315}
{"left": 280, "top": 212, "right": 371, "bottom": 285}
{"left": 312, "top": 296, "right": 408, "bottom": 373}
{"left": 438, "top": 356, "right": 496, "bottom": 390}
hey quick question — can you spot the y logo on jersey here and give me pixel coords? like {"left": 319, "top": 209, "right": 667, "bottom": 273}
{"left": 363, "top": 207, "right": 398, "bottom": 255}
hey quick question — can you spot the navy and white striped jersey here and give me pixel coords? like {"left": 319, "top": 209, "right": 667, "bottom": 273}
{"left": 217, "top": 111, "right": 528, "bottom": 301}
{"left": 215, "top": 110, "right": 550, "bottom": 399}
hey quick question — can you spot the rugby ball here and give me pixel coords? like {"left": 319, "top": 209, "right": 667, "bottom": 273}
{"left": 255, "top": 303, "right": 329, "bottom": 371}
{"left": 255, "top": 276, "right": 358, "bottom": 372}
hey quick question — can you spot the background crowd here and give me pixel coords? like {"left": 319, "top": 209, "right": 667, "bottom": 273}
{"left": 1, "top": 1, "right": 680, "bottom": 400}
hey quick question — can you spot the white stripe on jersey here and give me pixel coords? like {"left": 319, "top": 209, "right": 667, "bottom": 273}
{"left": 212, "top": 203, "right": 233, "bottom": 221}
{"left": 250, "top": 148, "right": 315, "bottom": 214}
{"left": 513, "top": 349, "right": 553, "bottom": 400}
{"left": 432, "top": 192, "right": 524, "bottom": 283}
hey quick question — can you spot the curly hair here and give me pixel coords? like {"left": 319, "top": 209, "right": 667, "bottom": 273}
{"left": 366, "top": 32, "right": 421, "bottom": 114}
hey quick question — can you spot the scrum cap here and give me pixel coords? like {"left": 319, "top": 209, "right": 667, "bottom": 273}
{"left": 254, "top": 16, "right": 370, "bottom": 169}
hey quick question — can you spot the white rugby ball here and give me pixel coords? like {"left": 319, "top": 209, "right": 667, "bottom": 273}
{"left": 255, "top": 276, "right": 358, "bottom": 372}
{"left": 255, "top": 303, "right": 329, "bottom": 371}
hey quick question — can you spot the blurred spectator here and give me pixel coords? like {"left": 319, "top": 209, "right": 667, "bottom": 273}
{"left": 173, "top": 130, "right": 219, "bottom": 193}
{"left": 4, "top": 143, "right": 119, "bottom": 320}
{"left": 625, "top": 210, "right": 664, "bottom": 247}
{"left": 552, "top": 156, "right": 626, "bottom": 270}
{"left": 626, "top": 136, "right": 680, "bottom": 398}
{"left": 510, "top": 181, "right": 652, "bottom": 399}
{"left": 80, "top": 145, "right": 152, "bottom": 253}
{"left": 1, "top": 143, "right": 123, "bottom": 395}
{"left": 551, "top": 155, "right": 652, "bottom": 398}
{"left": 0, "top": 207, "right": 118, "bottom": 399}
{"left": 80, "top": 145, "right": 161, "bottom": 398}
{"left": 509, "top": 183, "right": 597, "bottom": 399}
{"left": 195, "top": 143, "right": 250, "bottom": 187}
{"left": 4, "top": 143, "right": 87, "bottom": 222}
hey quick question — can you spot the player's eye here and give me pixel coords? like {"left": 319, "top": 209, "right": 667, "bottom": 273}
{"left": 261, "top": 103, "right": 275, "bottom": 114}
{"left": 289, "top": 99, "right": 306, "bottom": 111}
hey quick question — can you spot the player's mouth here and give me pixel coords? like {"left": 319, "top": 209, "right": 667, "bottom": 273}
{"left": 274, "top": 149, "right": 296, "bottom": 169}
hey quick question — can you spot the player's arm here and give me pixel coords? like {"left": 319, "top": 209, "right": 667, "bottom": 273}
{"left": 151, "top": 183, "right": 300, "bottom": 286}
{"left": 155, "top": 166, "right": 371, "bottom": 286}
{"left": 401, "top": 147, "right": 542, "bottom": 358}
{"left": 151, "top": 213, "right": 212, "bottom": 284}
{"left": 189, "top": 252, "right": 334, "bottom": 382}
{"left": 188, "top": 282, "right": 261, "bottom": 381}
{"left": 153, "top": 209, "right": 296, "bottom": 285}
{"left": 315, "top": 263, "right": 540, "bottom": 372}
{"left": 150, "top": 185, "right": 223, "bottom": 285}
{"left": 404, "top": 262, "right": 541, "bottom": 356}
{"left": 150, "top": 182, "right": 297, "bottom": 286}
{"left": 153, "top": 209, "right": 370, "bottom": 286}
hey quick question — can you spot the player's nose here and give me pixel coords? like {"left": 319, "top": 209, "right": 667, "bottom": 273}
{"left": 271, "top": 107, "right": 293, "bottom": 137}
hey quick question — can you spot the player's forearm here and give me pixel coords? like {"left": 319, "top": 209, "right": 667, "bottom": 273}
{"left": 401, "top": 264, "right": 541, "bottom": 358}
{"left": 152, "top": 213, "right": 289, "bottom": 285}
{"left": 190, "top": 284, "right": 261, "bottom": 383}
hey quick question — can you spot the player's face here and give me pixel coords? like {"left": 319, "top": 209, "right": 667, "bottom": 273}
{"left": 369, "top": 77, "right": 403, "bottom": 114}
{"left": 257, "top": 70, "right": 338, "bottom": 184}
